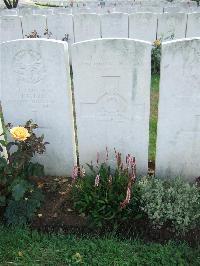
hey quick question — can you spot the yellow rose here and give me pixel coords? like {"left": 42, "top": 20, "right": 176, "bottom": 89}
{"left": 10, "top": 126, "right": 30, "bottom": 141}
{"left": 153, "top": 39, "right": 161, "bottom": 47}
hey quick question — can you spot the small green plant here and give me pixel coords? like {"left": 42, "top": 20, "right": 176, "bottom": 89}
{"left": 139, "top": 176, "right": 200, "bottom": 233}
{"left": 151, "top": 39, "right": 161, "bottom": 75}
{"left": 72, "top": 149, "right": 141, "bottom": 229}
{"left": 0, "top": 120, "right": 48, "bottom": 225}
{"left": 151, "top": 34, "right": 175, "bottom": 75}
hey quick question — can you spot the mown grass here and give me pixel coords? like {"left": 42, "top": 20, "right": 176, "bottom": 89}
{"left": 149, "top": 74, "right": 160, "bottom": 161}
{"left": 0, "top": 225, "right": 199, "bottom": 266}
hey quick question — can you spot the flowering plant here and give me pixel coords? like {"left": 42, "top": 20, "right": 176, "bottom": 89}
{"left": 0, "top": 120, "right": 48, "bottom": 225}
{"left": 152, "top": 39, "right": 162, "bottom": 74}
{"left": 72, "top": 149, "right": 141, "bottom": 229}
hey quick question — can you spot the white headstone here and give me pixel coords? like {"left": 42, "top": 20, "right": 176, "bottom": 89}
{"left": 186, "top": 13, "right": 200, "bottom": 38}
{"left": 114, "top": 6, "right": 135, "bottom": 13}
{"left": 0, "top": 15, "right": 23, "bottom": 43}
{"left": 0, "top": 39, "right": 76, "bottom": 176}
{"left": 21, "top": 15, "right": 47, "bottom": 38}
{"left": 164, "top": 6, "right": 182, "bottom": 13}
{"left": 138, "top": 6, "right": 163, "bottom": 13}
{"left": 164, "top": 6, "right": 197, "bottom": 13}
{"left": 0, "top": 9, "right": 18, "bottom": 15}
{"left": 47, "top": 14, "right": 74, "bottom": 42}
{"left": 53, "top": 7, "right": 72, "bottom": 14}
{"left": 156, "top": 38, "right": 200, "bottom": 180}
{"left": 18, "top": 7, "right": 33, "bottom": 16}
{"left": 157, "top": 13, "right": 187, "bottom": 40}
{"left": 129, "top": 12, "right": 158, "bottom": 42}
{"left": 73, "top": 13, "right": 101, "bottom": 42}
{"left": 100, "top": 13, "right": 129, "bottom": 38}
{"left": 72, "top": 7, "right": 93, "bottom": 14}
{"left": 181, "top": 1, "right": 197, "bottom": 8}
{"left": 47, "top": 14, "right": 74, "bottom": 62}
{"left": 33, "top": 8, "right": 54, "bottom": 15}
{"left": 72, "top": 39, "right": 151, "bottom": 175}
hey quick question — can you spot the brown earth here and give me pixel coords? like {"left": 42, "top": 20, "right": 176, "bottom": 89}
{"left": 30, "top": 175, "right": 200, "bottom": 247}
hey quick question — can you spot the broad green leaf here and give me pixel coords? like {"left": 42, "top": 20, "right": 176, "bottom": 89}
{"left": 12, "top": 182, "right": 28, "bottom": 201}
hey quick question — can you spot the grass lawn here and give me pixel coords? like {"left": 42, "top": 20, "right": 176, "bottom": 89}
{"left": 149, "top": 74, "right": 160, "bottom": 161}
{"left": 0, "top": 225, "right": 199, "bottom": 266}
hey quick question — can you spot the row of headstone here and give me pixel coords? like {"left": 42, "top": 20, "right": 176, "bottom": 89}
{"left": 0, "top": 12, "right": 200, "bottom": 44}
{"left": 31, "top": 0, "right": 198, "bottom": 9}
{"left": 1, "top": 37, "right": 200, "bottom": 180}
{"left": 1, "top": 4, "right": 199, "bottom": 15}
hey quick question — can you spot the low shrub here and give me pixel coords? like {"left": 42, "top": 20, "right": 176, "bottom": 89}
{"left": 0, "top": 120, "right": 48, "bottom": 225}
{"left": 72, "top": 149, "right": 142, "bottom": 229}
{"left": 139, "top": 176, "right": 200, "bottom": 234}
{"left": 152, "top": 39, "right": 161, "bottom": 75}
{"left": 151, "top": 35, "right": 175, "bottom": 75}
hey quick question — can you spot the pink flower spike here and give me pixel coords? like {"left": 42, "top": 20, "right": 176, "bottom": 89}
{"left": 125, "top": 187, "right": 131, "bottom": 203}
{"left": 80, "top": 166, "right": 85, "bottom": 177}
{"left": 120, "top": 187, "right": 131, "bottom": 209}
{"left": 94, "top": 174, "right": 100, "bottom": 187}
{"left": 72, "top": 166, "right": 79, "bottom": 182}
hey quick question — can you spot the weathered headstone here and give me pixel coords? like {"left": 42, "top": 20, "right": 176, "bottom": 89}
{"left": 156, "top": 38, "right": 200, "bottom": 180}
{"left": 186, "top": 13, "right": 200, "bottom": 38}
{"left": 33, "top": 8, "right": 54, "bottom": 15}
{"left": 47, "top": 14, "right": 74, "bottom": 62}
{"left": 0, "top": 39, "right": 76, "bottom": 175}
{"left": 138, "top": 6, "right": 163, "bottom": 13}
{"left": 114, "top": 6, "right": 136, "bottom": 13}
{"left": 0, "top": 15, "right": 23, "bottom": 43}
{"left": 47, "top": 14, "right": 74, "bottom": 42}
{"left": 164, "top": 6, "right": 182, "bottom": 13}
{"left": 73, "top": 13, "right": 101, "bottom": 42}
{"left": 72, "top": 7, "right": 93, "bottom": 14}
{"left": 0, "top": 9, "right": 18, "bottom": 15}
{"left": 129, "top": 12, "right": 158, "bottom": 42}
{"left": 53, "top": 7, "right": 72, "bottom": 14}
{"left": 157, "top": 13, "right": 187, "bottom": 40}
{"left": 100, "top": 12, "right": 128, "bottom": 38}
{"left": 18, "top": 7, "right": 33, "bottom": 16}
{"left": 181, "top": 1, "right": 197, "bottom": 8}
{"left": 72, "top": 39, "right": 151, "bottom": 175}
{"left": 21, "top": 15, "right": 47, "bottom": 38}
